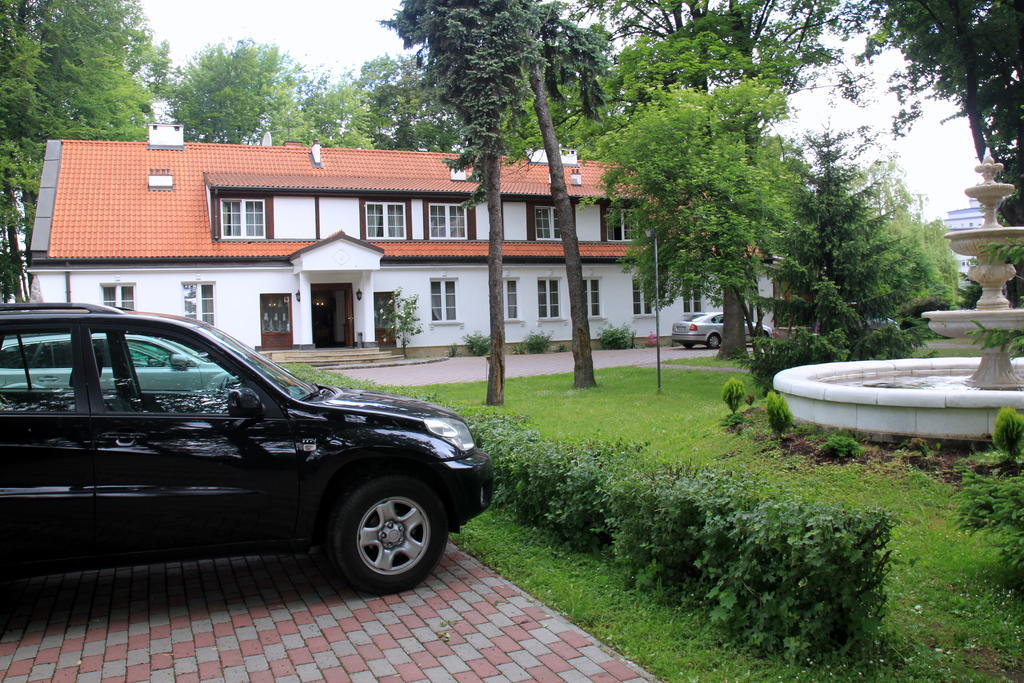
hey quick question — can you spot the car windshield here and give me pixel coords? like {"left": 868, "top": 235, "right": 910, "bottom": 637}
{"left": 202, "top": 326, "right": 317, "bottom": 400}
{"left": 680, "top": 313, "right": 704, "bottom": 321}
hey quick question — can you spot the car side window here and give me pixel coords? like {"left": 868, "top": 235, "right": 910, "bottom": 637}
{"left": 0, "top": 330, "right": 77, "bottom": 412}
{"left": 91, "top": 330, "right": 242, "bottom": 414}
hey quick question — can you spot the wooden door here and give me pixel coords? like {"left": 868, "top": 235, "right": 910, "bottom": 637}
{"left": 259, "top": 294, "right": 293, "bottom": 350}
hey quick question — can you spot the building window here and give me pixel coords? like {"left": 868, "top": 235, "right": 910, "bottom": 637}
{"left": 608, "top": 212, "right": 629, "bottom": 241}
{"left": 221, "top": 199, "right": 265, "bottom": 238}
{"left": 632, "top": 279, "right": 653, "bottom": 315}
{"left": 367, "top": 202, "right": 406, "bottom": 238}
{"left": 183, "top": 283, "right": 215, "bottom": 324}
{"left": 431, "top": 280, "right": 457, "bottom": 321}
{"left": 102, "top": 284, "right": 135, "bottom": 310}
{"left": 538, "top": 278, "right": 560, "bottom": 318}
{"left": 505, "top": 280, "right": 519, "bottom": 320}
{"left": 682, "top": 292, "right": 702, "bottom": 313}
{"left": 429, "top": 204, "right": 467, "bottom": 239}
{"left": 585, "top": 279, "right": 600, "bottom": 317}
{"left": 534, "top": 206, "right": 561, "bottom": 240}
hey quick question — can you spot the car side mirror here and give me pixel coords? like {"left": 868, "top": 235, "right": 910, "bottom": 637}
{"left": 169, "top": 353, "right": 195, "bottom": 371}
{"left": 228, "top": 387, "right": 262, "bottom": 418}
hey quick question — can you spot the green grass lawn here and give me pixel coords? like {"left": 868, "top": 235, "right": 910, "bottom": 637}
{"left": 287, "top": 363, "right": 1024, "bottom": 681}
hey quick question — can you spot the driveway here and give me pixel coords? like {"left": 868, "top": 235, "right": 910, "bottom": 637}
{"left": 344, "top": 346, "right": 718, "bottom": 386}
{"left": 1, "top": 546, "right": 652, "bottom": 682}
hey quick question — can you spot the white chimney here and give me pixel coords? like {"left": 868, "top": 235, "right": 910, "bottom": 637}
{"left": 529, "top": 148, "right": 578, "bottom": 166}
{"left": 450, "top": 168, "right": 468, "bottom": 181}
{"left": 147, "top": 123, "right": 184, "bottom": 149}
{"left": 310, "top": 140, "right": 323, "bottom": 168}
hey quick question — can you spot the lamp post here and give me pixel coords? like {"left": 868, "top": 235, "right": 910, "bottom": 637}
{"left": 647, "top": 228, "right": 662, "bottom": 393}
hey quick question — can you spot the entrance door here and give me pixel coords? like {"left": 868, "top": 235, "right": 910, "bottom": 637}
{"left": 311, "top": 283, "right": 354, "bottom": 347}
{"left": 259, "top": 294, "right": 292, "bottom": 350}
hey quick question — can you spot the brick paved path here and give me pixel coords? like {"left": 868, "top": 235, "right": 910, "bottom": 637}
{"left": 0, "top": 545, "right": 654, "bottom": 682}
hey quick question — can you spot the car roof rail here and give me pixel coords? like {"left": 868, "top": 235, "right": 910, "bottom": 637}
{"left": 0, "top": 302, "right": 126, "bottom": 314}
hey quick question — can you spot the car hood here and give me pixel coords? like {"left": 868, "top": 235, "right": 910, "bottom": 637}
{"left": 320, "top": 387, "right": 463, "bottom": 421}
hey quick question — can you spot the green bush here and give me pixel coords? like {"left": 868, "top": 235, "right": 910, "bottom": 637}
{"left": 823, "top": 433, "right": 864, "bottom": 460}
{"left": 993, "top": 407, "right": 1024, "bottom": 463}
{"left": 765, "top": 391, "right": 793, "bottom": 437}
{"left": 956, "top": 472, "right": 1024, "bottom": 570}
{"left": 463, "top": 331, "right": 490, "bottom": 356}
{"left": 600, "top": 323, "right": 635, "bottom": 350}
{"left": 467, "top": 412, "right": 894, "bottom": 659}
{"left": 721, "top": 377, "right": 745, "bottom": 414}
{"left": 743, "top": 329, "right": 847, "bottom": 390}
{"left": 522, "top": 330, "right": 552, "bottom": 354}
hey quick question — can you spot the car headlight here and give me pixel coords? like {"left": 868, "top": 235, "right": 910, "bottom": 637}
{"left": 424, "top": 417, "right": 475, "bottom": 451}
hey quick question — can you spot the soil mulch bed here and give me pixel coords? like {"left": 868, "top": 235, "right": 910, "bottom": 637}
{"left": 730, "top": 407, "right": 1023, "bottom": 484}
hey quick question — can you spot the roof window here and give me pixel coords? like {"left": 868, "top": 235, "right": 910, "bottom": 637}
{"left": 148, "top": 168, "right": 173, "bottom": 191}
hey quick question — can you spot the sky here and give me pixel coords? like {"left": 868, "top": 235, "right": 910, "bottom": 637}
{"left": 140, "top": 0, "right": 981, "bottom": 221}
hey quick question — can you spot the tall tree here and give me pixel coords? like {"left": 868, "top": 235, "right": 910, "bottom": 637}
{"left": 389, "top": 0, "right": 537, "bottom": 406}
{"left": 356, "top": 55, "right": 461, "bottom": 151}
{"left": 0, "top": 0, "right": 156, "bottom": 301}
{"left": 297, "top": 72, "right": 374, "bottom": 149}
{"left": 527, "top": 2, "right": 608, "bottom": 389}
{"left": 167, "top": 40, "right": 302, "bottom": 144}
{"left": 601, "top": 82, "right": 791, "bottom": 359}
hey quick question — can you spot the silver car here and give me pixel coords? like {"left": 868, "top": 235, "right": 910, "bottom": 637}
{"left": 671, "top": 312, "right": 773, "bottom": 349}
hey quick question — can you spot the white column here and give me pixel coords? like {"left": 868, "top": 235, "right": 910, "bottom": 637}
{"left": 359, "top": 272, "right": 376, "bottom": 346}
{"left": 294, "top": 271, "right": 313, "bottom": 347}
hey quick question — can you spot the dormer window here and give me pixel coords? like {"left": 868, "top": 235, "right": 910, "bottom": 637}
{"left": 429, "top": 204, "right": 467, "bottom": 239}
{"left": 534, "top": 206, "right": 561, "bottom": 240}
{"left": 366, "top": 202, "right": 406, "bottom": 239}
{"left": 221, "top": 199, "right": 265, "bottom": 238}
{"left": 608, "top": 213, "right": 627, "bottom": 241}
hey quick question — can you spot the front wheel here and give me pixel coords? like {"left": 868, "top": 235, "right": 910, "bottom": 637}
{"left": 327, "top": 475, "right": 448, "bottom": 594}
{"left": 706, "top": 333, "right": 722, "bottom": 349}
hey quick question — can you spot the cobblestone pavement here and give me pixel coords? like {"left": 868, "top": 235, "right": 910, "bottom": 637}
{"left": 0, "top": 546, "right": 654, "bottom": 683}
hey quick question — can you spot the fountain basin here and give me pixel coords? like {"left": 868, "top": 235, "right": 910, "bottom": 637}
{"left": 924, "top": 309, "right": 1024, "bottom": 337}
{"left": 773, "top": 357, "right": 1024, "bottom": 440}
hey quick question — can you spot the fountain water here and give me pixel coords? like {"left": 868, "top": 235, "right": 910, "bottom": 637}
{"left": 773, "top": 154, "right": 1024, "bottom": 440}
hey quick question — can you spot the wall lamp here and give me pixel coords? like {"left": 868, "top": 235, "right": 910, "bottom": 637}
{"left": 356, "top": 288, "right": 363, "bottom": 301}
{"left": 295, "top": 290, "right": 301, "bottom": 302}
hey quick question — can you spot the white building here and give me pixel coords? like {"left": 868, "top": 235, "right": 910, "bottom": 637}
{"left": 30, "top": 124, "right": 719, "bottom": 355}
{"left": 944, "top": 198, "right": 984, "bottom": 276}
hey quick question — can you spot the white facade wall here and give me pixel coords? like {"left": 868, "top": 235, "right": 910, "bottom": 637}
{"left": 319, "top": 197, "right": 360, "bottom": 239}
{"left": 502, "top": 203, "right": 528, "bottom": 240}
{"left": 273, "top": 197, "right": 316, "bottom": 240}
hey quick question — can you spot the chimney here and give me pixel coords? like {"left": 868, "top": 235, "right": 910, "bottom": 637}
{"left": 450, "top": 168, "right": 468, "bottom": 181}
{"left": 147, "top": 123, "right": 185, "bottom": 150}
{"left": 148, "top": 168, "right": 173, "bottom": 190}
{"left": 529, "top": 148, "right": 579, "bottom": 166}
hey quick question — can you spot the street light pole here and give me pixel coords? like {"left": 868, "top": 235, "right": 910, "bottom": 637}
{"left": 647, "top": 228, "right": 662, "bottom": 393}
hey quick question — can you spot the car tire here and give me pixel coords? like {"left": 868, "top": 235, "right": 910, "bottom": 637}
{"left": 327, "top": 475, "right": 448, "bottom": 594}
{"left": 706, "top": 333, "right": 721, "bottom": 349}
{"left": 682, "top": 343, "right": 695, "bottom": 349}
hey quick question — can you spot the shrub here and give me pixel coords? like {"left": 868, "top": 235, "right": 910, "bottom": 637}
{"left": 765, "top": 391, "right": 793, "bottom": 437}
{"left": 462, "top": 331, "right": 490, "bottom": 356}
{"left": 600, "top": 324, "right": 635, "bottom": 350}
{"left": 993, "top": 407, "right": 1024, "bottom": 463}
{"left": 521, "top": 330, "right": 552, "bottom": 354}
{"left": 720, "top": 412, "right": 746, "bottom": 428}
{"left": 721, "top": 378, "right": 745, "bottom": 414}
{"left": 468, "top": 411, "right": 895, "bottom": 659}
{"left": 957, "top": 472, "right": 1024, "bottom": 569}
{"left": 447, "top": 343, "right": 458, "bottom": 358}
{"left": 822, "top": 433, "right": 863, "bottom": 460}
{"left": 743, "top": 329, "right": 847, "bottom": 391}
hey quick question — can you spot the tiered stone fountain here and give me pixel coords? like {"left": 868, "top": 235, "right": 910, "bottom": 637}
{"left": 774, "top": 154, "right": 1024, "bottom": 440}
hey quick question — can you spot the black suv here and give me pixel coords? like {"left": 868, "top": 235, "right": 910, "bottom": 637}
{"left": 0, "top": 303, "right": 492, "bottom": 593}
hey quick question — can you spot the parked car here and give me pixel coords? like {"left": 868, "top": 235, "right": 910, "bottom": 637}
{"left": 670, "top": 312, "right": 773, "bottom": 349}
{"left": 0, "top": 303, "right": 492, "bottom": 593}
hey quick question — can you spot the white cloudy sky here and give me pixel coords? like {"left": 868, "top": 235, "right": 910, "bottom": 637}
{"left": 140, "top": 0, "right": 980, "bottom": 221}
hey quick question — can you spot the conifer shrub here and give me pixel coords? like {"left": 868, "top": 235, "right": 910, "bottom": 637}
{"left": 721, "top": 377, "right": 745, "bottom": 414}
{"left": 957, "top": 472, "right": 1024, "bottom": 570}
{"left": 765, "top": 391, "right": 793, "bottom": 437}
{"left": 993, "top": 406, "right": 1024, "bottom": 463}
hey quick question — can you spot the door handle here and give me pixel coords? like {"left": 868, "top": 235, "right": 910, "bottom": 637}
{"left": 113, "top": 434, "right": 143, "bottom": 447}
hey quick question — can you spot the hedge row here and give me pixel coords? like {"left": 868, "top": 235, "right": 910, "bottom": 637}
{"left": 467, "top": 413, "right": 894, "bottom": 660}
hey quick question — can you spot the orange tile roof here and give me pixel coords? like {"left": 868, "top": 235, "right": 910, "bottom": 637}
{"left": 46, "top": 140, "right": 610, "bottom": 259}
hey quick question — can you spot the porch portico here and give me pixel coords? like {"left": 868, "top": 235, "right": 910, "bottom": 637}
{"left": 290, "top": 234, "right": 384, "bottom": 349}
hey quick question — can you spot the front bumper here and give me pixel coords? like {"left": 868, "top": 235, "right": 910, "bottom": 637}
{"left": 438, "top": 448, "right": 493, "bottom": 529}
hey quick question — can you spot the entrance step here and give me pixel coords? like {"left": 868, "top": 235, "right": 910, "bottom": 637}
{"left": 263, "top": 348, "right": 403, "bottom": 366}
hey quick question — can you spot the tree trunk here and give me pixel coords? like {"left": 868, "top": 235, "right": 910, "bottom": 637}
{"left": 719, "top": 288, "right": 746, "bottom": 359}
{"left": 529, "top": 64, "right": 596, "bottom": 389}
{"left": 484, "top": 152, "right": 506, "bottom": 406}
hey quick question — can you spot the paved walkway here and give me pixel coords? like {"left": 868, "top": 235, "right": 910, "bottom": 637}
{"left": 343, "top": 346, "right": 717, "bottom": 386}
{"left": 1, "top": 546, "right": 653, "bottom": 683}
